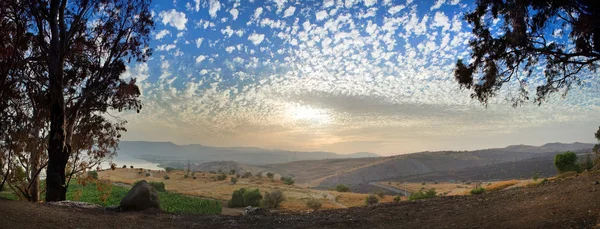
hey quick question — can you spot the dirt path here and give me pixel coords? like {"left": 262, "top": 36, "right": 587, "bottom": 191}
{"left": 2, "top": 171, "right": 600, "bottom": 229}
{"left": 368, "top": 182, "right": 412, "bottom": 196}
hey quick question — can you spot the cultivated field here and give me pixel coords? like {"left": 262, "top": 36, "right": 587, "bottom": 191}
{"left": 378, "top": 179, "right": 537, "bottom": 196}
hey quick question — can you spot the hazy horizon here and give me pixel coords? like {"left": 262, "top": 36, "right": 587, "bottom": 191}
{"left": 117, "top": 0, "right": 599, "bottom": 156}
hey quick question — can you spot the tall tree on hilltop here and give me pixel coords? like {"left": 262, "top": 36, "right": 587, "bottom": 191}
{"left": 455, "top": 0, "right": 600, "bottom": 106}
{"left": 23, "top": 0, "right": 153, "bottom": 201}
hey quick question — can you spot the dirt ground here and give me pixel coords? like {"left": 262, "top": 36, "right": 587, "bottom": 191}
{"left": 2, "top": 171, "right": 600, "bottom": 229}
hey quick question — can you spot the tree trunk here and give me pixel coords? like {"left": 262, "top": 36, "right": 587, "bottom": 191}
{"left": 28, "top": 145, "right": 40, "bottom": 202}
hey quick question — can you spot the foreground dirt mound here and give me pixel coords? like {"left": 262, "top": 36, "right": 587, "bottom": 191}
{"left": 2, "top": 171, "right": 600, "bottom": 229}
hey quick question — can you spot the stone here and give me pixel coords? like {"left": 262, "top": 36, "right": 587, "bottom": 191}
{"left": 242, "top": 206, "right": 271, "bottom": 216}
{"left": 119, "top": 180, "right": 160, "bottom": 211}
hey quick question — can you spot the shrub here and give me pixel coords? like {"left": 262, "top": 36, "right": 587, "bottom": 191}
{"left": 408, "top": 188, "right": 437, "bottom": 201}
{"left": 184, "top": 174, "right": 189, "bottom": 179}
{"left": 242, "top": 172, "right": 252, "bottom": 178}
{"left": 165, "top": 167, "right": 175, "bottom": 173}
{"left": 231, "top": 177, "right": 237, "bottom": 184}
{"left": 581, "top": 154, "right": 594, "bottom": 171}
{"left": 393, "top": 195, "right": 401, "bottom": 202}
{"left": 230, "top": 169, "right": 236, "bottom": 175}
{"left": 365, "top": 194, "right": 379, "bottom": 205}
{"left": 533, "top": 173, "right": 539, "bottom": 181}
{"left": 228, "top": 188, "right": 246, "bottom": 207}
{"left": 266, "top": 172, "right": 275, "bottom": 180}
{"left": 282, "top": 177, "right": 294, "bottom": 185}
{"left": 306, "top": 198, "right": 322, "bottom": 211}
{"left": 164, "top": 175, "right": 170, "bottom": 180}
{"left": 87, "top": 171, "right": 98, "bottom": 179}
{"left": 193, "top": 176, "right": 197, "bottom": 179}
{"left": 122, "top": 165, "right": 127, "bottom": 168}
{"left": 216, "top": 173, "right": 227, "bottom": 181}
{"left": 130, "top": 165, "right": 134, "bottom": 169}
{"left": 334, "top": 184, "right": 350, "bottom": 192}
{"left": 554, "top": 151, "right": 581, "bottom": 173}
{"left": 145, "top": 172, "right": 151, "bottom": 177}
{"left": 243, "top": 189, "right": 262, "bottom": 207}
{"left": 375, "top": 189, "right": 385, "bottom": 198}
{"left": 470, "top": 186, "right": 485, "bottom": 195}
{"left": 262, "top": 190, "right": 285, "bottom": 209}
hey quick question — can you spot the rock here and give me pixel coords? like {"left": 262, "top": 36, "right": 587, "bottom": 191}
{"left": 594, "top": 181, "right": 599, "bottom": 185}
{"left": 242, "top": 206, "right": 271, "bottom": 216}
{"left": 47, "top": 200, "right": 103, "bottom": 209}
{"left": 119, "top": 180, "right": 160, "bottom": 211}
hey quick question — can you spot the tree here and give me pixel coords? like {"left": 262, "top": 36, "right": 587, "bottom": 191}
{"left": 262, "top": 189, "right": 285, "bottom": 209}
{"left": 455, "top": 0, "right": 600, "bottom": 106}
{"left": 554, "top": 151, "right": 580, "bottom": 173}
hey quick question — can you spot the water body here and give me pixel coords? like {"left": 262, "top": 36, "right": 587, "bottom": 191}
{"left": 100, "top": 154, "right": 163, "bottom": 171}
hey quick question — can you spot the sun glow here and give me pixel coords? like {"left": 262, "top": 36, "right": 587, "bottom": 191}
{"left": 285, "top": 103, "right": 333, "bottom": 126}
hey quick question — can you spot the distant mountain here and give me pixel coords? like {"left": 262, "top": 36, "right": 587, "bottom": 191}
{"left": 116, "top": 141, "right": 380, "bottom": 166}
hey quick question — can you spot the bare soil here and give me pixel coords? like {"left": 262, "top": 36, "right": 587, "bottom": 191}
{"left": 2, "top": 171, "right": 600, "bottom": 229}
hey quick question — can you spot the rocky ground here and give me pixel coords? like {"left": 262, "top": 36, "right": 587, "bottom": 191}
{"left": 2, "top": 171, "right": 600, "bottom": 229}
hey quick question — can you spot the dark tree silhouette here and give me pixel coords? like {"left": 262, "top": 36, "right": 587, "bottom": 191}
{"left": 21, "top": 0, "right": 153, "bottom": 201}
{"left": 455, "top": 0, "right": 600, "bottom": 106}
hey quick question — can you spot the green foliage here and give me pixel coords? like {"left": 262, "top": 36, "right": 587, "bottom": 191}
{"left": 163, "top": 175, "right": 170, "bottom": 180}
{"left": 8, "top": 166, "right": 26, "bottom": 183}
{"left": 230, "top": 177, "right": 237, "bottom": 184}
{"left": 282, "top": 177, "right": 294, "bottom": 185}
{"left": 243, "top": 189, "right": 262, "bottom": 207}
{"left": 145, "top": 172, "right": 151, "bottom": 177}
{"left": 150, "top": 182, "right": 166, "bottom": 192}
{"left": 375, "top": 189, "right": 385, "bottom": 198}
{"left": 334, "top": 184, "right": 350, "bottom": 192}
{"left": 228, "top": 188, "right": 247, "bottom": 207}
{"left": 230, "top": 169, "right": 236, "bottom": 175}
{"left": 580, "top": 154, "right": 594, "bottom": 171}
{"left": 165, "top": 167, "right": 175, "bottom": 173}
{"left": 63, "top": 180, "right": 221, "bottom": 214}
{"left": 408, "top": 188, "right": 437, "bottom": 201}
{"left": 184, "top": 174, "right": 189, "bottom": 179}
{"left": 266, "top": 172, "right": 274, "bottom": 179}
{"left": 306, "top": 198, "right": 322, "bottom": 211}
{"left": 216, "top": 173, "right": 227, "bottom": 181}
{"left": 470, "top": 186, "right": 485, "bottom": 195}
{"left": 87, "top": 171, "right": 99, "bottom": 179}
{"left": 122, "top": 165, "right": 127, "bottom": 168}
{"left": 554, "top": 152, "right": 581, "bottom": 173}
{"left": 365, "top": 194, "right": 379, "bottom": 206}
{"left": 262, "top": 189, "right": 285, "bottom": 209}
{"left": 532, "top": 173, "right": 539, "bottom": 182}
{"left": 393, "top": 195, "right": 401, "bottom": 202}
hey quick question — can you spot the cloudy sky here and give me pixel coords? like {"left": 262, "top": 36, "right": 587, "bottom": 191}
{"left": 118, "top": 0, "right": 600, "bottom": 156}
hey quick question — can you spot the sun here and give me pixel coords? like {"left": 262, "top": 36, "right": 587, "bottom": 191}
{"left": 285, "top": 103, "right": 333, "bottom": 126}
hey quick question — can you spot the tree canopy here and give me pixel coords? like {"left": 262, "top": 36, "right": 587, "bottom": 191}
{"left": 455, "top": 0, "right": 600, "bottom": 106}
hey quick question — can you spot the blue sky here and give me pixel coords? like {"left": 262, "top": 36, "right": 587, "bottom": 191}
{"left": 118, "top": 0, "right": 600, "bottom": 155}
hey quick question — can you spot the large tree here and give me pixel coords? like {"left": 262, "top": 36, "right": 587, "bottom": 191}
{"left": 455, "top": 0, "right": 600, "bottom": 106}
{"left": 22, "top": 0, "right": 153, "bottom": 201}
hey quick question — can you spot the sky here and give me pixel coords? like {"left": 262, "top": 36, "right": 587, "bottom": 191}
{"left": 117, "top": 0, "right": 600, "bottom": 156}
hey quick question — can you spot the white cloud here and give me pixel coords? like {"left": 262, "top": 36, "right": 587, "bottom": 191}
{"left": 225, "top": 46, "right": 236, "bottom": 53}
{"left": 156, "top": 44, "right": 176, "bottom": 51}
{"left": 195, "top": 38, "right": 204, "bottom": 48}
{"left": 253, "top": 7, "right": 263, "bottom": 20}
{"left": 388, "top": 5, "right": 404, "bottom": 15}
{"left": 209, "top": 0, "right": 221, "bottom": 18}
{"left": 316, "top": 10, "right": 328, "bottom": 21}
{"left": 323, "top": 0, "right": 335, "bottom": 8}
{"left": 155, "top": 29, "right": 171, "bottom": 40}
{"left": 430, "top": 0, "right": 445, "bottom": 11}
{"left": 364, "top": 0, "right": 377, "bottom": 7}
{"left": 248, "top": 33, "right": 265, "bottom": 45}
{"left": 449, "top": 0, "right": 460, "bottom": 5}
{"left": 195, "top": 55, "right": 207, "bottom": 63}
{"left": 159, "top": 9, "right": 188, "bottom": 30}
{"left": 431, "top": 11, "right": 450, "bottom": 31}
{"left": 194, "top": 0, "right": 201, "bottom": 12}
{"left": 283, "top": 6, "right": 296, "bottom": 18}
{"left": 230, "top": 8, "right": 239, "bottom": 20}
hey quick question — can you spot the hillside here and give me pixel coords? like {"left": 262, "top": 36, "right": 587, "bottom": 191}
{"left": 117, "top": 141, "right": 379, "bottom": 166}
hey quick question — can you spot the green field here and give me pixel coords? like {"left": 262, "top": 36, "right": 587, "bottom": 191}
{"left": 0, "top": 181, "right": 221, "bottom": 214}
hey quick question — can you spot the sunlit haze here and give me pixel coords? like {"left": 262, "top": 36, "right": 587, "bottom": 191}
{"left": 117, "top": 0, "right": 600, "bottom": 155}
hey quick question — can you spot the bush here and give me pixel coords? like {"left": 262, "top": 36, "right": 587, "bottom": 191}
{"left": 334, "top": 184, "right": 350, "bottom": 192}
{"left": 554, "top": 151, "right": 581, "bottom": 173}
{"left": 165, "top": 167, "right": 175, "bottom": 173}
{"left": 145, "top": 172, "right": 151, "bottom": 177}
{"left": 266, "top": 172, "right": 275, "bottom": 180}
{"left": 242, "top": 172, "right": 252, "bottom": 178}
{"left": 306, "top": 198, "right": 322, "bottom": 211}
{"left": 262, "top": 190, "right": 285, "bottom": 209}
{"left": 216, "top": 173, "right": 227, "bottom": 181}
{"left": 408, "top": 188, "right": 437, "bottom": 201}
{"left": 164, "top": 175, "right": 170, "bottom": 180}
{"left": 533, "top": 173, "right": 539, "bottom": 181}
{"left": 228, "top": 188, "right": 246, "bottom": 207}
{"left": 230, "top": 169, "right": 236, "bottom": 175}
{"left": 184, "top": 174, "right": 189, "bottom": 179}
{"left": 122, "top": 165, "right": 127, "bottom": 168}
{"left": 581, "top": 154, "right": 594, "bottom": 171}
{"left": 231, "top": 177, "right": 237, "bottom": 184}
{"left": 87, "top": 171, "right": 98, "bottom": 179}
{"left": 193, "top": 176, "right": 197, "bottom": 179}
{"left": 282, "top": 177, "right": 294, "bottom": 185}
{"left": 375, "top": 189, "right": 385, "bottom": 198}
{"left": 243, "top": 189, "right": 262, "bottom": 207}
{"left": 470, "top": 186, "right": 485, "bottom": 195}
{"left": 130, "top": 165, "right": 134, "bottom": 169}
{"left": 393, "top": 195, "right": 401, "bottom": 202}
{"left": 365, "top": 194, "right": 379, "bottom": 205}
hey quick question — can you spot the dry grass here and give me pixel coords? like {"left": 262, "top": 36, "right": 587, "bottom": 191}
{"left": 98, "top": 168, "right": 389, "bottom": 211}
{"left": 382, "top": 182, "right": 477, "bottom": 196}
{"left": 485, "top": 180, "right": 518, "bottom": 192}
